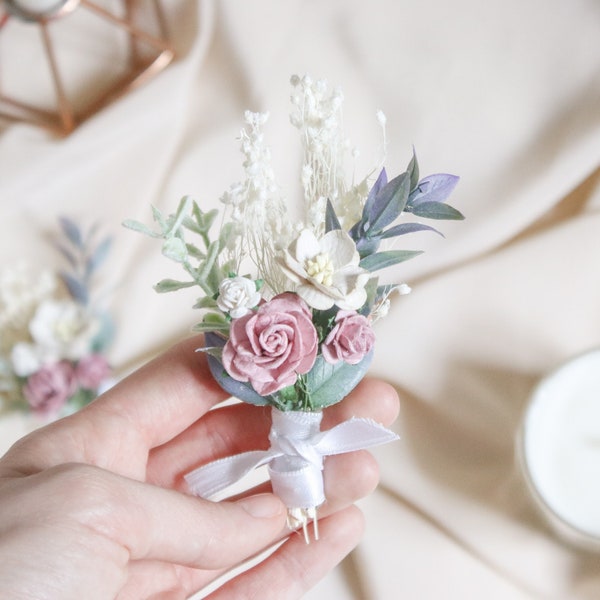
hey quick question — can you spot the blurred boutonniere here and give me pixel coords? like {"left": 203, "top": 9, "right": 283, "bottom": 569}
{"left": 0, "top": 218, "right": 115, "bottom": 420}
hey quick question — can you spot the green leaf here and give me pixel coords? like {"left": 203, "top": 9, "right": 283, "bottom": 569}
{"left": 380, "top": 222, "right": 442, "bottom": 239}
{"left": 359, "top": 250, "right": 423, "bottom": 272}
{"left": 407, "top": 147, "right": 420, "bottom": 191}
{"left": 167, "top": 195, "right": 193, "bottom": 236}
{"left": 411, "top": 201, "right": 465, "bottom": 220}
{"left": 197, "top": 240, "right": 221, "bottom": 291}
{"left": 151, "top": 205, "right": 168, "bottom": 232}
{"left": 161, "top": 237, "right": 188, "bottom": 263}
{"left": 325, "top": 199, "right": 342, "bottom": 232}
{"left": 192, "top": 320, "right": 230, "bottom": 333}
{"left": 304, "top": 352, "right": 374, "bottom": 409}
{"left": 193, "top": 295, "right": 219, "bottom": 309}
{"left": 122, "top": 219, "right": 161, "bottom": 238}
{"left": 192, "top": 311, "right": 229, "bottom": 333}
{"left": 153, "top": 278, "right": 196, "bottom": 293}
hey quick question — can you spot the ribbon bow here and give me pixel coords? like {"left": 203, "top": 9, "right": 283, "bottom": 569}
{"left": 185, "top": 409, "right": 398, "bottom": 538}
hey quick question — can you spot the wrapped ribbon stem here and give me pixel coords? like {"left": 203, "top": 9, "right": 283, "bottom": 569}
{"left": 185, "top": 406, "right": 399, "bottom": 543}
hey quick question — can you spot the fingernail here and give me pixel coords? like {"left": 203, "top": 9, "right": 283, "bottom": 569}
{"left": 237, "top": 494, "right": 284, "bottom": 519}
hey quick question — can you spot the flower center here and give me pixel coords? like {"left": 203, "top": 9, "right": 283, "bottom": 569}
{"left": 305, "top": 253, "right": 334, "bottom": 286}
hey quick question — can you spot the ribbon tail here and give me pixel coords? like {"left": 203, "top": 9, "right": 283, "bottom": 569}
{"left": 314, "top": 417, "right": 399, "bottom": 456}
{"left": 185, "top": 449, "right": 278, "bottom": 499}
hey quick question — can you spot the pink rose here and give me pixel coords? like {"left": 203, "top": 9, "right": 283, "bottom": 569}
{"left": 23, "top": 361, "right": 77, "bottom": 417}
{"left": 321, "top": 310, "right": 375, "bottom": 365}
{"left": 76, "top": 354, "right": 111, "bottom": 390}
{"left": 222, "top": 292, "right": 318, "bottom": 395}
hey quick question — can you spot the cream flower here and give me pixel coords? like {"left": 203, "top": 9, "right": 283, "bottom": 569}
{"left": 217, "top": 276, "right": 261, "bottom": 318}
{"left": 28, "top": 300, "right": 100, "bottom": 362}
{"left": 278, "top": 229, "right": 370, "bottom": 310}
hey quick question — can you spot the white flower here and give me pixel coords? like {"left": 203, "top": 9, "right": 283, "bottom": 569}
{"left": 10, "top": 342, "right": 45, "bottom": 377}
{"left": 28, "top": 299, "right": 100, "bottom": 362}
{"left": 278, "top": 229, "right": 370, "bottom": 310}
{"left": 217, "top": 277, "right": 261, "bottom": 318}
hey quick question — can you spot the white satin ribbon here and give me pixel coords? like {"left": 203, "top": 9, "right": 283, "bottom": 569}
{"left": 185, "top": 408, "right": 399, "bottom": 513}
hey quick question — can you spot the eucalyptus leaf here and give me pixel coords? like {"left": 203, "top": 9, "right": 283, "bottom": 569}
{"left": 359, "top": 250, "right": 423, "bottom": 272}
{"left": 380, "top": 222, "right": 443, "bottom": 239}
{"left": 410, "top": 201, "right": 464, "bottom": 220}
{"left": 304, "top": 352, "right": 374, "bottom": 409}
{"left": 204, "top": 332, "right": 269, "bottom": 406}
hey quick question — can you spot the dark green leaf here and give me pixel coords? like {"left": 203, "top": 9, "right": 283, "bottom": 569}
{"left": 360, "top": 250, "right": 423, "bottom": 272}
{"left": 325, "top": 199, "right": 342, "bottom": 232}
{"left": 411, "top": 201, "right": 465, "bottom": 220}
{"left": 380, "top": 222, "right": 443, "bottom": 239}
{"left": 305, "top": 352, "right": 374, "bottom": 409}
{"left": 407, "top": 147, "right": 419, "bottom": 191}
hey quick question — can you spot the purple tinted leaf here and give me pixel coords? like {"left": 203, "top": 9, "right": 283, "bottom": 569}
{"left": 85, "top": 235, "right": 112, "bottom": 276}
{"left": 351, "top": 169, "right": 389, "bottom": 240}
{"left": 59, "top": 216, "right": 83, "bottom": 248}
{"left": 53, "top": 242, "right": 77, "bottom": 269}
{"left": 366, "top": 171, "right": 410, "bottom": 233}
{"left": 407, "top": 147, "right": 419, "bottom": 191}
{"left": 60, "top": 272, "right": 88, "bottom": 304}
{"left": 411, "top": 201, "right": 464, "bottom": 220}
{"left": 380, "top": 222, "right": 443, "bottom": 239}
{"left": 410, "top": 174, "right": 459, "bottom": 205}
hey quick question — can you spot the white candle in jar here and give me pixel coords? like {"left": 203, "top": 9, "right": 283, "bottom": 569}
{"left": 8, "top": 0, "right": 67, "bottom": 16}
{"left": 519, "top": 349, "right": 600, "bottom": 551}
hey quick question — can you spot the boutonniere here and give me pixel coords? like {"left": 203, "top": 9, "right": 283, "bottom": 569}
{"left": 125, "top": 74, "right": 463, "bottom": 541}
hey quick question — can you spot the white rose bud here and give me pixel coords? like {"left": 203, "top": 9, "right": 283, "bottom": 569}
{"left": 217, "top": 277, "right": 261, "bottom": 319}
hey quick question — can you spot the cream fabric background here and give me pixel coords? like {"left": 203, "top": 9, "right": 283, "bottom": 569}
{"left": 1, "top": 0, "right": 599, "bottom": 598}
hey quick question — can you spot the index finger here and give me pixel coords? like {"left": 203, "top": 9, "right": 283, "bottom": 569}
{"left": 93, "top": 334, "right": 227, "bottom": 448}
{"left": 0, "top": 335, "right": 227, "bottom": 477}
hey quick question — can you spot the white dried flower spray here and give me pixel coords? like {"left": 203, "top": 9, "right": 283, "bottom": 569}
{"left": 220, "top": 111, "right": 291, "bottom": 295}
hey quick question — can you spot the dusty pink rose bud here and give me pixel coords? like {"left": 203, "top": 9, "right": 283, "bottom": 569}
{"left": 23, "top": 361, "right": 77, "bottom": 416}
{"left": 321, "top": 310, "right": 375, "bottom": 365}
{"left": 222, "top": 292, "right": 318, "bottom": 395}
{"left": 76, "top": 354, "right": 111, "bottom": 390}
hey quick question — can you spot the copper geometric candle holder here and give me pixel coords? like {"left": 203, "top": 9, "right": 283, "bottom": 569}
{"left": 0, "top": 0, "right": 174, "bottom": 135}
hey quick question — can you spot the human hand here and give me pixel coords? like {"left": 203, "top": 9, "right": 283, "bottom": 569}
{"left": 0, "top": 335, "right": 399, "bottom": 599}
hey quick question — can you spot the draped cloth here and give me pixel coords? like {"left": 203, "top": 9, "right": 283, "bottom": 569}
{"left": 1, "top": 0, "right": 599, "bottom": 598}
